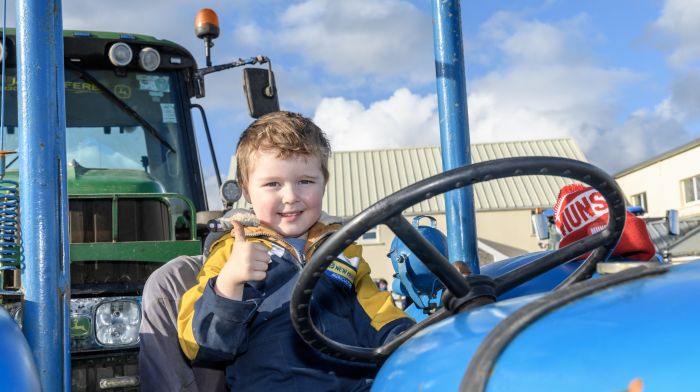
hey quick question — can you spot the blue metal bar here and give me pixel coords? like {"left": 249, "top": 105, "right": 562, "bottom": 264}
{"left": 16, "top": 0, "right": 70, "bottom": 391}
{"left": 431, "top": 0, "right": 480, "bottom": 274}
{"left": 52, "top": 2, "right": 71, "bottom": 390}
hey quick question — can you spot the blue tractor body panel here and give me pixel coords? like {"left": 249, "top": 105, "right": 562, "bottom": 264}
{"left": 0, "top": 308, "right": 41, "bottom": 391}
{"left": 480, "top": 253, "right": 581, "bottom": 300}
{"left": 374, "top": 258, "right": 700, "bottom": 391}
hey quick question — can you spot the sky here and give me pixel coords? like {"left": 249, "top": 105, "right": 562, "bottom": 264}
{"left": 6, "top": 0, "right": 700, "bottom": 208}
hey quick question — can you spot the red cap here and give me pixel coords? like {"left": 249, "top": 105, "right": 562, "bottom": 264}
{"left": 554, "top": 183, "right": 655, "bottom": 261}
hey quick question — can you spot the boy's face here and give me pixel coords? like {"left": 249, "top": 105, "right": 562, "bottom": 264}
{"left": 243, "top": 150, "right": 325, "bottom": 239}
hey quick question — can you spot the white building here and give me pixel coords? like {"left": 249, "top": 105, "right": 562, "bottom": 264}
{"left": 615, "top": 137, "right": 700, "bottom": 219}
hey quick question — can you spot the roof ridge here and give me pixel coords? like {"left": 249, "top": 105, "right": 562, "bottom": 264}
{"left": 331, "top": 138, "right": 577, "bottom": 154}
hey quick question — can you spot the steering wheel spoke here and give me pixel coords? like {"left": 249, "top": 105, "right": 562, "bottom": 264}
{"left": 493, "top": 228, "right": 617, "bottom": 295}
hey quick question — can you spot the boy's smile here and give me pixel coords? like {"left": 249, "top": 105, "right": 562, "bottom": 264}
{"left": 280, "top": 211, "right": 302, "bottom": 220}
{"left": 244, "top": 150, "right": 325, "bottom": 239}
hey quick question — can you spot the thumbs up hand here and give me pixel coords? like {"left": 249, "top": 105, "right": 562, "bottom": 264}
{"left": 214, "top": 221, "right": 270, "bottom": 300}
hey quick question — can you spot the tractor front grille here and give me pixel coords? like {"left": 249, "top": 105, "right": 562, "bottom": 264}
{"left": 72, "top": 350, "right": 139, "bottom": 392}
{"left": 69, "top": 198, "right": 170, "bottom": 243}
{"left": 69, "top": 198, "right": 171, "bottom": 295}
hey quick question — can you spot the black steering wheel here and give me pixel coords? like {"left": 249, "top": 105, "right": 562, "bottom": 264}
{"left": 290, "top": 157, "right": 627, "bottom": 364}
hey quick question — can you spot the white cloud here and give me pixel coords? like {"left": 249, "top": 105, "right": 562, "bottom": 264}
{"left": 60, "top": 1, "right": 202, "bottom": 46}
{"left": 596, "top": 109, "right": 688, "bottom": 173}
{"left": 468, "top": 63, "right": 638, "bottom": 155}
{"left": 313, "top": 10, "right": 695, "bottom": 174}
{"left": 469, "top": 12, "right": 698, "bottom": 172}
{"left": 653, "top": 0, "right": 700, "bottom": 68}
{"left": 276, "top": 0, "right": 434, "bottom": 83}
{"left": 668, "top": 71, "right": 700, "bottom": 121}
{"left": 476, "top": 11, "right": 596, "bottom": 67}
{"left": 231, "top": 22, "right": 264, "bottom": 48}
{"left": 502, "top": 22, "right": 569, "bottom": 63}
{"left": 313, "top": 88, "right": 439, "bottom": 151}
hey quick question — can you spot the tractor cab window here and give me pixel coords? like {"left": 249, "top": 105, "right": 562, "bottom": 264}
{"left": 1, "top": 67, "right": 204, "bottom": 212}
{"left": 67, "top": 126, "right": 149, "bottom": 171}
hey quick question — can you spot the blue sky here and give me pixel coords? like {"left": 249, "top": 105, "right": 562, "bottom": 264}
{"left": 8, "top": 0, "right": 700, "bottom": 208}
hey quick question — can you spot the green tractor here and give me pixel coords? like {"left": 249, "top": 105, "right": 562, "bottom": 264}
{"left": 0, "top": 9, "right": 277, "bottom": 391}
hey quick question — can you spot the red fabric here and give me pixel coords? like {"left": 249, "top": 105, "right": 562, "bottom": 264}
{"left": 554, "top": 183, "right": 655, "bottom": 261}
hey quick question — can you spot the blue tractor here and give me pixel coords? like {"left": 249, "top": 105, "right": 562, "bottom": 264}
{"left": 287, "top": 2, "right": 700, "bottom": 392}
{"left": 291, "top": 155, "right": 700, "bottom": 391}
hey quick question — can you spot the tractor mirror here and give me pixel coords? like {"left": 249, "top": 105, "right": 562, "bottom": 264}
{"left": 532, "top": 210, "right": 550, "bottom": 240}
{"left": 666, "top": 209, "right": 680, "bottom": 236}
{"left": 243, "top": 67, "right": 279, "bottom": 118}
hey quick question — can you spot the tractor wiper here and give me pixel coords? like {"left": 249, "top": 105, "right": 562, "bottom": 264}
{"left": 65, "top": 61, "right": 176, "bottom": 154}
{"left": 4, "top": 155, "right": 17, "bottom": 170}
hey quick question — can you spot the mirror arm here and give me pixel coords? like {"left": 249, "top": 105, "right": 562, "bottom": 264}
{"left": 197, "top": 55, "right": 269, "bottom": 77}
{"left": 194, "top": 55, "right": 273, "bottom": 100}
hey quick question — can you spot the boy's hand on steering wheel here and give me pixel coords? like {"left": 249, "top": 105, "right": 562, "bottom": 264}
{"left": 214, "top": 221, "right": 270, "bottom": 300}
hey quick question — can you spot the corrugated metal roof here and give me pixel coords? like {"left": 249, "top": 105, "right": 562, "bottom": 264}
{"left": 646, "top": 217, "right": 700, "bottom": 253}
{"left": 229, "top": 138, "right": 587, "bottom": 217}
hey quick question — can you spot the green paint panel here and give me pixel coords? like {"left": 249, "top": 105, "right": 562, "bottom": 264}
{"left": 65, "top": 30, "right": 178, "bottom": 46}
{"left": 67, "top": 168, "right": 164, "bottom": 195}
{"left": 70, "top": 241, "right": 201, "bottom": 263}
{"left": 1, "top": 169, "right": 163, "bottom": 195}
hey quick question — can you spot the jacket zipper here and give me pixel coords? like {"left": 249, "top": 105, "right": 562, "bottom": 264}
{"left": 242, "top": 233, "right": 305, "bottom": 270}
{"left": 244, "top": 230, "right": 338, "bottom": 270}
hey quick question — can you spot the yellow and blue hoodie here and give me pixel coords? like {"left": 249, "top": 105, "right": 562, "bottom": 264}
{"left": 177, "top": 211, "right": 414, "bottom": 391}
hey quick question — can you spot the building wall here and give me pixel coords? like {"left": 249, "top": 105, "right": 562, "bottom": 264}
{"left": 476, "top": 210, "right": 541, "bottom": 251}
{"left": 616, "top": 147, "right": 700, "bottom": 218}
{"left": 360, "top": 210, "right": 539, "bottom": 284}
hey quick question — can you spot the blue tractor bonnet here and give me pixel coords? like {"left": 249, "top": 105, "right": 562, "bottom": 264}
{"left": 389, "top": 215, "right": 448, "bottom": 309}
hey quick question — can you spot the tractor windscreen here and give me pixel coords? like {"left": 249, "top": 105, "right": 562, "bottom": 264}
{"left": 1, "top": 67, "right": 201, "bottom": 207}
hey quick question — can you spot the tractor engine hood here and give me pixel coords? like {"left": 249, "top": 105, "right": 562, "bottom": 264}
{"left": 66, "top": 166, "right": 164, "bottom": 195}
{"left": 374, "top": 260, "right": 700, "bottom": 391}
{"left": 2, "top": 166, "right": 164, "bottom": 195}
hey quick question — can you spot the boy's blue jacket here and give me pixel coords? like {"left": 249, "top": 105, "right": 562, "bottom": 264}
{"left": 178, "top": 211, "right": 415, "bottom": 391}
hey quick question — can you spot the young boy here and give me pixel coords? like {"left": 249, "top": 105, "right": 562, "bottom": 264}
{"left": 177, "top": 111, "right": 415, "bottom": 391}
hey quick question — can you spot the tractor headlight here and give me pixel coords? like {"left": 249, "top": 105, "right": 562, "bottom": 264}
{"left": 138, "top": 47, "right": 161, "bottom": 72}
{"left": 95, "top": 299, "right": 141, "bottom": 346}
{"left": 108, "top": 42, "right": 133, "bottom": 67}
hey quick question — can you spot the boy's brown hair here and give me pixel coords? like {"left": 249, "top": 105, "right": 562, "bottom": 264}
{"left": 235, "top": 111, "right": 331, "bottom": 190}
